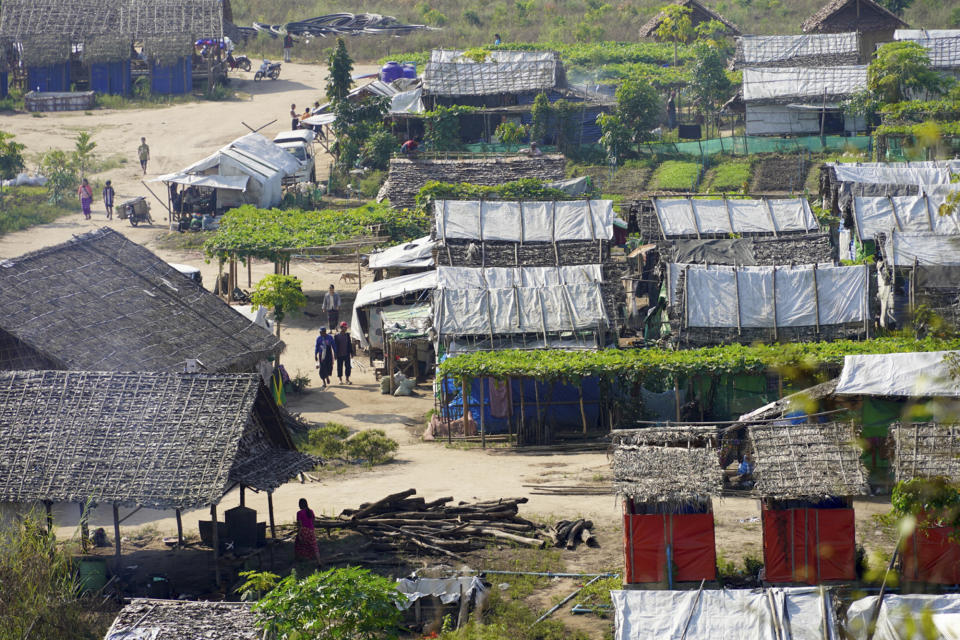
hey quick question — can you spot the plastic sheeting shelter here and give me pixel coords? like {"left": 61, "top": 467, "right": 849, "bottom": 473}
{"left": 894, "top": 36, "right": 960, "bottom": 70}
{"left": 835, "top": 351, "right": 960, "bottom": 397}
{"left": 612, "top": 587, "right": 839, "bottom": 640}
{"left": 762, "top": 504, "right": 857, "bottom": 583}
{"left": 834, "top": 165, "right": 954, "bottom": 186}
{"left": 883, "top": 232, "right": 960, "bottom": 266}
{"left": 902, "top": 525, "right": 960, "bottom": 585}
{"left": 423, "top": 50, "right": 560, "bottom": 97}
{"left": 852, "top": 195, "right": 960, "bottom": 241}
{"left": 351, "top": 271, "right": 437, "bottom": 349}
{"left": 896, "top": 29, "right": 960, "bottom": 40}
{"left": 367, "top": 236, "right": 436, "bottom": 270}
{"left": 90, "top": 60, "right": 131, "bottom": 95}
{"left": 846, "top": 594, "right": 960, "bottom": 640}
{"left": 623, "top": 507, "right": 716, "bottom": 583}
{"left": 743, "top": 66, "right": 867, "bottom": 102}
{"left": 434, "top": 199, "right": 614, "bottom": 242}
{"left": 437, "top": 265, "right": 603, "bottom": 288}
{"left": 735, "top": 33, "right": 859, "bottom": 68}
{"left": 652, "top": 198, "right": 817, "bottom": 238}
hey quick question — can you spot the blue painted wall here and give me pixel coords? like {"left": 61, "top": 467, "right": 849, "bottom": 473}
{"left": 91, "top": 60, "right": 131, "bottom": 95}
{"left": 0, "top": 72, "right": 7, "bottom": 99}
{"left": 151, "top": 58, "right": 192, "bottom": 95}
{"left": 27, "top": 63, "right": 71, "bottom": 92}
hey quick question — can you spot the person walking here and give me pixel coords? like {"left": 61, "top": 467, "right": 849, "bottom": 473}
{"left": 294, "top": 498, "right": 321, "bottom": 565}
{"left": 494, "top": 33, "right": 502, "bottom": 46}
{"left": 283, "top": 33, "right": 294, "bottom": 63}
{"left": 102, "top": 180, "right": 115, "bottom": 220}
{"left": 334, "top": 322, "right": 355, "bottom": 384}
{"left": 322, "top": 284, "right": 341, "bottom": 329}
{"left": 290, "top": 104, "right": 299, "bottom": 130}
{"left": 137, "top": 137, "right": 150, "bottom": 175}
{"left": 315, "top": 327, "right": 335, "bottom": 388}
{"left": 77, "top": 178, "right": 93, "bottom": 220}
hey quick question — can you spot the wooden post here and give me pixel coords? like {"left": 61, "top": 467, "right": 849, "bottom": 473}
{"left": 267, "top": 491, "right": 277, "bottom": 539}
{"left": 210, "top": 504, "right": 221, "bottom": 588}
{"left": 175, "top": 509, "right": 184, "bottom": 547}
{"left": 578, "top": 385, "right": 588, "bottom": 436}
{"left": 79, "top": 502, "right": 89, "bottom": 552}
{"left": 356, "top": 247, "right": 362, "bottom": 288}
{"left": 479, "top": 378, "right": 486, "bottom": 449}
{"left": 44, "top": 500, "right": 53, "bottom": 534}
{"left": 674, "top": 377, "right": 681, "bottom": 421}
{"left": 247, "top": 256, "right": 252, "bottom": 289}
{"left": 112, "top": 504, "right": 122, "bottom": 570}
{"left": 240, "top": 485, "right": 246, "bottom": 507}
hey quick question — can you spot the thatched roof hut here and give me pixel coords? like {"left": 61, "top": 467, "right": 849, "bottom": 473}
{"left": 0, "top": 228, "right": 282, "bottom": 373}
{"left": 889, "top": 422, "right": 960, "bottom": 483}
{"left": 0, "top": 370, "right": 315, "bottom": 510}
{"left": 749, "top": 422, "right": 869, "bottom": 500}
{"left": 612, "top": 434, "right": 722, "bottom": 504}
{"left": 105, "top": 599, "right": 258, "bottom": 640}
{"left": 638, "top": 0, "right": 740, "bottom": 40}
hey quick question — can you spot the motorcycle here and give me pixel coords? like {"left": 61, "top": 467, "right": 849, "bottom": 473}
{"left": 226, "top": 53, "right": 252, "bottom": 72}
{"left": 254, "top": 59, "right": 281, "bottom": 81}
{"left": 117, "top": 196, "right": 153, "bottom": 226}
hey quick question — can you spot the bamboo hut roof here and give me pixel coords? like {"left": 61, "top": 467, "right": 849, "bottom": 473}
{"left": 801, "top": 0, "right": 907, "bottom": 34}
{"left": 105, "top": 599, "right": 258, "bottom": 640}
{"left": 749, "top": 421, "right": 869, "bottom": 499}
{"left": 890, "top": 422, "right": 960, "bottom": 483}
{"left": 0, "top": 370, "right": 317, "bottom": 510}
{"left": 638, "top": 0, "right": 740, "bottom": 39}
{"left": 738, "top": 379, "right": 839, "bottom": 423}
{"left": 612, "top": 443, "right": 723, "bottom": 503}
{"left": 0, "top": 228, "right": 282, "bottom": 373}
{"left": 611, "top": 426, "right": 718, "bottom": 447}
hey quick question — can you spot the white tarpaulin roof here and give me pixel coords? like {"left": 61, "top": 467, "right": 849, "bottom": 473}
{"left": 894, "top": 36, "right": 960, "bottom": 69}
{"left": 423, "top": 50, "right": 559, "bottom": 96}
{"left": 301, "top": 112, "right": 336, "bottom": 126}
{"left": 435, "top": 200, "right": 614, "bottom": 242}
{"left": 846, "top": 594, "right": 960, "bottom": 640}
{"left": 652, "top": 198, "right": 817, "bottom": 237}
{"left": 737, "top": 33, "right": 858, "bottom": 66}
{"left": 152, "top": 173, "right": 249, "bottom": 191}
{"left": 612, "top": 588, "right": 839, "bottom": 640}
{"left": 742, "top": 66, "right": 867, "bottom": 102}
{"left": 828, "top": 160, "right": 960, "bottom": 170}
{"left": 395, "top": 577, "right": 487, "bottom": 610}
{"left": 832, "top": 165, "right": 954, "bottom": 186}
{"left": 896, "top": 29, "right": 960, "bottom": 40}
{"left": 883, "top": 231, "right": 960, "bottom": 266}
{"left": 436, "top": 264, "right": 603, "bottom": 288}
{"left": 367, "top": 236, "right": 436, "bottom": 270}
{"left": 669, "top": 263, "right": 868, "bottom": 328}
{"left": 852, "top": 195, "right": 960, "bottom": 241}
{"left": 351, "top": 270, "right": 437, "bottom": 349}
{"left": 391, "top": 87, "right": 424, "bottom": 114}
{"left": 835, "top": 351, "right": 960, "bottom": 397}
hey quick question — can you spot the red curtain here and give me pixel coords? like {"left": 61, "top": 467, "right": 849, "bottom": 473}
{"left": 623, "top": 511, "right": 716, "bottom": 583}
{"left": 903, "top": 526, "right": 960, "bottom": 584}
{"left": 762, "top": 506, "right": 856, "bottom": 584}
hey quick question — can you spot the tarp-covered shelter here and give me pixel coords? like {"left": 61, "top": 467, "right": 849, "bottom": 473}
{"left": 638, "top": 0, "right": 740, "bottom": 40}
{"left": 742, "top": 66, "right": 867, "bottom": 135}
{"left": 612, "top": 587, "right": 839, "bottom": 640}
{"left": 876, "top": 232, "right": 960, "bottom": 331}
{"left": 161, "top": 133, "right": 300, "bottom": 210}
{"left": 819, "top": 161, "right": 960, "bottom": 220}
{"left": 664, "top": 235, "right": 835, "bottom": 267}
{"left": 734, "top": 33, "right": 860, "bottom": 69}
{"left": 642, "top": 197, "right": 818, "bottom": 240}
{"left": 0, "top": 227, "right": 282, "bottom": 373}
{"left": 351, "top": 270, "right": 437, "bottom": 350}
{"left": 851, "top": 193, "right": 960, "bottom": 241}
{"left": 896, "top": 29, "right": 960, "bottom": 40}
{"left": 802, "top": 0, "right": 907, "bottom": 62}
{"left": 105, "top": 600, "right": 259, "bottom": 640}
{"left": 422, "top": 50, "right": 562, "bottom": 101}
{"left": 367, "top": 235, "right": 436, "bottom": 277}
{"left": 846, "top": 594, "right": 960, "bottom": 640}
{"left": 612, "top": 428, "right": 722, "bottom": 584}
{"left": 890, "top": 35, "right": 960, "bottom": 74}
{"left": 751, "top": 422, "right": 868, "bottom": 584}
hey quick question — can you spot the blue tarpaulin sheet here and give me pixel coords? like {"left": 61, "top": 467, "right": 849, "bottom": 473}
{"left": 27, "top": 64, "right": 70, "bottom": 92}
{"left": 0, "top": 72, "right": 7, "bottom": 99}
{"left": 151, "top": 58, "right": 192, "bottom": 95}
{"left": 91, "top": 60, "right": 131, "bottom": 95}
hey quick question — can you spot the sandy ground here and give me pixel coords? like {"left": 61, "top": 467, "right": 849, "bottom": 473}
{"left": 0, "top": 62, "right": 897, "bottom": 576}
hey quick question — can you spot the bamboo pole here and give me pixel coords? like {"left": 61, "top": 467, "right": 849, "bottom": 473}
{"left": 176, "top": 509, "right": 184, "bottom": 547}
{"left": 268, "top": 492, "right": 277, "bottom": 539}
{"left": 210, "top": 504, "right": 221, "bottom": 588}
{"left": 112, "top": 504, "right": 122, "bottom": 570}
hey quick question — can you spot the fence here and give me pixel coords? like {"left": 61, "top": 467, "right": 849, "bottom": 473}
{"left": 639, "top": 134, "right": 871, "bottom": 158}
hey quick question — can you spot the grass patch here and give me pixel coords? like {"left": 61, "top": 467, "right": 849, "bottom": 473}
{"left": 0, "top": 186, "right": 78, "bottom": 235}
{"left": 648, "top": 160, "right": 700, "bottom": 191}
{"left": 572, "top": 574, "right": 620, "bottom": 617}
{"left": 566, "top": 162, "right": 650, "bottom": 196}
{"left": 440, "top": 590, "right": 588, "bottom": 640}
{"left": 155, "top": 230, "right": 214, "bottom": 252}
{"left": 701, "top": 159, "right": 752, "bottom": 193}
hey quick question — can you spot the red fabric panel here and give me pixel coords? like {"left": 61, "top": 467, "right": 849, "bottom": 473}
{"left": 623, "top": 514, "right": 667, "bottom": 583}
{"left": 670, "top": 513, "right": 717, "bottom": 581}
{"left": 762, "top": 507, "right": 793, "bottom": 582}
{"left": 815, "top": 509, "right": 857, "bottom": 581}
{"left": 903, "top": 526, "right": 960, "bottom": 584}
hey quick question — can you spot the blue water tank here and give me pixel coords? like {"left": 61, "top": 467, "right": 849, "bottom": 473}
{"left": 401, "top": 62, "right": 417, "bottom": 79}
{"left": 380, "top": 61, "right": 402, "bottom": 83}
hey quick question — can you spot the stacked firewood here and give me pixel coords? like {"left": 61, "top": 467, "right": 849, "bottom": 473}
{"left": 314, "top": 489, "right": 546, "bottom": 560}
{"left": 546, "top": 519, "right": 598, "bottom": 550}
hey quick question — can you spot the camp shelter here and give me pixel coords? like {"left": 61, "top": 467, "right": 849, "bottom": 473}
{"left": 612, "top": 587, "right": 839, "bottom": 640}
{"left": 638, "top": 0, "right": 740, "bottom": 40}
{"left": 846, "top": 593, "right": 960, "bottom": 640}
{"left": 351, "top": 270, "right": 437, "bottom": 351}
{"left": 367, "top": 235, "right": 436, "bottom": 280}
{"left": 836, "top": 350, "right": 960, "bottom": 398}
{"left": 750, "top": 422, "right": 869, "bottom": 584}
{"left": 821, "top": 162, "right": 960, "bottom": 220}
{"left": 663, "top": 236, "right": 835, "bottom": 267}
{"left": 0, "top": 370, "right": 316, "bottom": 582}
{"left": 0, "top": 227, "right": 281, "bottom": 373}
{"left": 887, "top": 34, "right": 960, "bottom": 76}
{"left": 105, "top": 599, "right": 258, "bottom": 640}
{"left": 876, "top": 231, "right": 960, "bottom": 328}
{"left": 612, "top": 427, "right": 722, "bottom": 585}
{"left": 850, "top": 193, "right": 960, "bottom": 242}
{"left": 896, "top": 29, "right": 960, "bottom": 40}
{"left": 741, "top": 66, "right": 867, "bottom": 136}
{"left": 734, "top": 33, "right": 861, "bottom": 69}
{"left": 422, "top": 49, "right": 562, "bottom": 107}
{"left": 889, "top": 423, "right": 960, "bottom": 585}
{"left": 635, "top": 197, "right": 819, "bottom": 243}
{"left": 801, "top": 0, "right": 908, "bottom": 62}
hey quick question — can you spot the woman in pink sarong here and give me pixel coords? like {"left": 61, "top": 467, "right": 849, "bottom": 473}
{"left": 294, "top": 498, "right": 321, "bottom": 564}
{"left": 77, "top": 178, "right": 93, "bottom": 220}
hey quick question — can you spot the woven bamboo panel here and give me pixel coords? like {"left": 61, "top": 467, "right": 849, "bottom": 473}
{"left": 107, "top": 600, "right": 259, "bottom": 640}
{"left": 612, "top": 444, "right": 722, "bottom": 503}
{"left": 890, "top": 423, "right": 960, "bottom": 483}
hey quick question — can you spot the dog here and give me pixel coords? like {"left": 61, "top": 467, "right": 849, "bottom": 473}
{"left": 338, "top": 272, "right": 360, "bottom": 284}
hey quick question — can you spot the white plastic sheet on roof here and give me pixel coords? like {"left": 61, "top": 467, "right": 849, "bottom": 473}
{"left": 895, "top": 36, "right": 960, "bottom": 69}
{"left": 612, "top": 588, "right": 839, "bottom": 640}
{"left": 367, "top": 236, "right": 436, "bottom": 270}
{"left": 430, "top": 50, "right": 557, "bottom": 64}
{"left": 883, "top": 232, "right": 960, "bottom": 266}
{"left": 152, "top": 173, "right": 249, "bottom": 191}
{"left": 896, "top": 29, "right": 960, "bottom": 40}
{"left": 669, "top": 263, "right": 868, "bottom": 328}
{"left": 742, "top": 66, "right": 867, "bottom": 101}
{"left": 423, "top": 50, "right": 558, "bottom": 96}
{"left": 436, "top": 265, "right": 603, "bottom": 289}
{"left": 435, "top": 200, "right": 614, "bottom": 242}
{"left": 852, "top": 195, "right": 960, "bottom": 241}
{"left": 351, "top": 271, "right": 437, "bottom": 349}
{"left": 652, "top": 198, "right": 817, "bottom": 237}
{"left": 738, "top": 33, "right": 858, "bottom": 65}
{"left": 835, "top": 351, "right": 960, "bottom": 398}
{"left": 827, "top": 160, "right": 960, "bottom": 170}
{"left": 832, "top": 165, "right": 954, "bottom": 186}
{"left": 846, "top": 594, "right": 960, "bottom": 640}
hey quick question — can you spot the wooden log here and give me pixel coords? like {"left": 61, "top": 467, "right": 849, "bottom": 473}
{"left": 423, "top": 496, "right": 455, "bottom": 510}
{"left": 460, "top": 527, "right": 546, "bottom": 548}
{"left": 580, "top": 527, "right": 599, "bottom": 548}
{"left": 350, "top": 488, "right": 417, "bottom": 519}
{"left": 565, "top": 519, "right": 587, "bottom": 550}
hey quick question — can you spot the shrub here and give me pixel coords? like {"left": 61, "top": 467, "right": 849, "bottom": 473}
{"left": 361, "top": 129, "right": 396, "bottom": 171}
{"left": 357, "top": 170, "right": 387, "bottom": 198}
{"left": 344, "top": 429, "right": 399, "bottom": 465}
{"left": 308, "top": 422, "right": 351, "bottom": 458}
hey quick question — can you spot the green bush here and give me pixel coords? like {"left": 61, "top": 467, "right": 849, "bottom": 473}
{"left": 702, "top": 159, "right": 752, "bottom": 192}
{"left": 648, "top": 160, "right": 700, "bottom": 191}
{"left": 361, "top": 129, "right": 397, "bottom": 170}
{"left": 357, "top": 170, "right": 387, "bottom": 198}
{"left": 345, "top": 429, "right": 399, "bottom": 465}
{"left": 307, "top": 422, "right": 351, "bottom": 458}
{"left": 0, "top": 186, "right": 78, "bottom": 234}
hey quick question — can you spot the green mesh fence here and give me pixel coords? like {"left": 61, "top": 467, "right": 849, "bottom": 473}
{"left": 639, "top": 134, "right": 871, "bottom": 157}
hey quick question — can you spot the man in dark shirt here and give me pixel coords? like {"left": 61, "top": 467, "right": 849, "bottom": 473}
{"left": 334, "top": 322, "right": 355, "bottom": 384}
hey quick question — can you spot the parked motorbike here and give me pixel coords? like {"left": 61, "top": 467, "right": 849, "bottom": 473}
{"left": 254, "top": 60, "right": 281, "bottom": 81}
{"left": 226, "top": 53, "right": 252, "bottom": 72}
{"left": 117, "top": 196, "right": 153, "bottom": 226}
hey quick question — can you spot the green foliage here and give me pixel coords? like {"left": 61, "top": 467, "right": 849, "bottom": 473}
{"left": 361, "top": 129, "right": 396, "bottom": 171}
{"left": 307, "top": 422, "right": 351, "bottom": 458}
{"left": 690, "top": 43, "right": 732, "bottom": 113}
{"left": 356, "top": 170, "right": 387, "bottom": 199}
{"left": 530, "top": 93, "right": 552, "bottom": 144}
{"left": 416, "top": 178, "right": 578, "bottom": 209}
{"left": 891, "top": 477, "right": 960, "bottom": 532}
{"left": 204, "top": 203, "right": 428, "bottom": 262}
{"left": 252, "top": 566, "right": 402, "bottom": 640}
{"left": 702, "top": 159, "right": 751, "bottom": 192}
{"left": 344, "top": 429, "right": 400, "bottom": 465}
{"left": 0, "top": 130, "right": 25, "bottom": 184}
{"left": 133, "top": 75, "right": 150, "bottom": 99}
{"left": 495, "top": 121, "right": 527, "bottom": 149}
{"left": 597, "top": 112, "right": 633, "bottom": 161}
{"left": 439, "top": 588, "right": 586, "bottom": 640}
{"left": 333, "top": 96, "right": 390, "bottom": 169}
{"left": 0, "top": 186, "right": 78, "bottom": 234}
{"left": 551, "top": 100, "right": 581, "bottom": 156}
{"left": 878, "top": 98, "right": 960, "bottom": 124}
{"left": 649, "top": 160, "right": 700, "bottom": 190}
{"left": 39, "top": 149, "right": 79, "bottom": 205}
{"left": 876, "top": 0, "right": 913, "bottom": 15}
{"left": 238, "top": 569, "right": 280, "bottom": 601}
{"left": 73, "top": 131, "right": 97, "bottom": 179}
{"left": 575, "top": 575, "right": 620, "bottom": 616}
{"left": 869, "top": 42, "right": 952, "bottom": 104}
{"left": 424, "top": 105, "right": 477, "bottom": 151}
{"left": 654, "top": 4, "right": 694, "bottom": 66}
{"left": 250, "top": 274, "right": 307, "bottom": 329}
{"left": 615, "top": 78, "right": 662, "bottom": 143}
{"left": 437, "top": 337, "right": 960, "bottom": 384}
{"left": 326, "top": 38, "right": 354, "bottom": 102}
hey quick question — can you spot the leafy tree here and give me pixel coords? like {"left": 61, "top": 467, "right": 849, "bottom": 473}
{"left": 39, "top": 149, "right": 79, "bottom": 205}
{"left": 73, "top": 131, "right": 96, "bottom": 179}
{"left": 690, "top": 43, "right": 732, "bottom": 121}
{"left": 877, "top": 0, "right": 914, "bottom": 15}
{"left": 250, "top": 274, "right": 307, "bottom": 339}
{"left": 869, "top": 42, "right": 951, "bottom": 104}
{"left": 615, "top": 78, "right": 662, "bottom": 142}
{"left": 332, "top": 95, "right": 390, "bottom": 168}
{"left": 597, "top": 112, "right": 633, "bottom": 161}
{"left": 0, "top": 130, "right": 25, "bottom": 201}
{"left": 495, "top": 121, "right": 527, "bottom": 149}
{"left": 530, "top": 92, "right": 553, "bottom": 144}
{"left": 694, "top": 19, "right": 734, "bottom": 57}
{"left": 425, "top": 105, "right": 474, "bottom": 151}
{"left": 360, "top": 128, "right": 397, "bottom": 170}
{"left": 552, "top": 99, "right": 582, "bottom": 155}
{"left": 654, "top": 4, "right": 693, "bottom": 67}
{"left": 326, "top": 38, "right": 353, "bottom": 103}
{"left": 252, "top": 566, "right": 402, "bottom": 640}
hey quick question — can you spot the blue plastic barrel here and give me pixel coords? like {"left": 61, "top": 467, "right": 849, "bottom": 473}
{"left": 401, "top": 62, "right": 417, "bottom": 79}
{"left": 380, "top": 61, "right": 402, "bottom": 83}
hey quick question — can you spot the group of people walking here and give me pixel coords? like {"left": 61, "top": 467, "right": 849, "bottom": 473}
{"left": 75, "top": 137, "right": 148, "bottom": 220}
{"left": 315, "top": 284, "right": 355, "bottom": 388}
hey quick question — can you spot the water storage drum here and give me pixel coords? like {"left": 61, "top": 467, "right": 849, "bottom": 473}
{"left": 401, "top": 62, "right": 417, "bottom": 79}
{"left": 380, "top": 61, "right": 402, "bottom": 83}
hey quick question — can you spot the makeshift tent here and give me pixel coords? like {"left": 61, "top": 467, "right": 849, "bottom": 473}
{"left": 665, "top": 235, "right": 835, "bottom": 266}
{"left": 836, "top": 351, "right": 960, "bottom": 397}
{"left": 434, "top": 199, "right": 614, "bottom": 242}
{"left": 750, "top": 422, "right": 869, "bottom": 584}
{"left": 613, "top": 428, "right": 721, "bottom": 584}
{"left": 367, "top": 236, "right": 436, "bottom": 271}
{"left": 423, "top": 50, "right": 561, "bottom": 97}
{"left": 896, "top": 29, "right": 960, "bottom": 40}
{"left": 734, "top": 33, "right": 860, "bottom": 68}
{"left": 651, "top": 198, "right": 818, "bottom": 238}
{"left": 852, "top": 195, "right": 960, "bottom": 241}
{"left": 351, "top": 270, "right": 437, "bottom": 349}
{"left": 801, "top": 0, "right": 907, "bottom": 64}
{"left": 846, "top": 594, "right": 960, "bottom": 640}
{"left": 612, "top": 587, "right": 839, "bottom": 640}
{"left": 436, "top": 264, "right": 603, "bottom": 288}
{"left": 893, "top": 36, "right": 960, "bottom": 71}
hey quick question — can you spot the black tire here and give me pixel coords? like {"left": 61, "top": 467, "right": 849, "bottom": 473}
{"left": 254, "top": 71, "right": 263, "bottom": 82}
{"left": 240, "top": 59, "right": 251, "bottom": 72}
{"left": 269, "top": 70, "right": 280, "bottom": 80}
{"left": 129, "top": 217, "right": 139, "bottom": 227}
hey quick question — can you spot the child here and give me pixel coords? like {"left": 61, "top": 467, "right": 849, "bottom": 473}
{"left": 102, "top": 180, "right": 115, "bottom": 220}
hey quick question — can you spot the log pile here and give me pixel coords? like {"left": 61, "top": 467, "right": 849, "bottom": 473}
{"left": 546, "top": 519, "right": 599, "bottom": 550}
{"left": 314, "top": 489, "right": 546, "bottom": 560}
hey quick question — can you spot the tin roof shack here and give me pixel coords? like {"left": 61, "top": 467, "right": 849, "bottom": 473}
{"left": 105, "top": 599, "right": 258, "bottom": 639}
{"left": 638, "top": 0, "right": 740, "bottom": 40}
{"left": 734, "top": 33, "right": 861, "bottom": 69}
{"left": 819, "top": 161, "right": 960, "bottom": 221}
{"left": 750, "top": 422, "right": 869, "bottom": 584}
{"left": 801, "top": 0, "right": 908, "bottom": 62}
{"left": 0, "top": 228, "right": 282, "bottom": 373}
{"left": 741, "top": 66, "right": 867, "bottom": 136}
{"left": 612, "top": 427, "right": 722, "bottom": 585}
{"left": 876, "top": 231, "right": 960, "bottom": 329}
{"left": 890, "top": 422, "right": 960, "bottom": 585}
